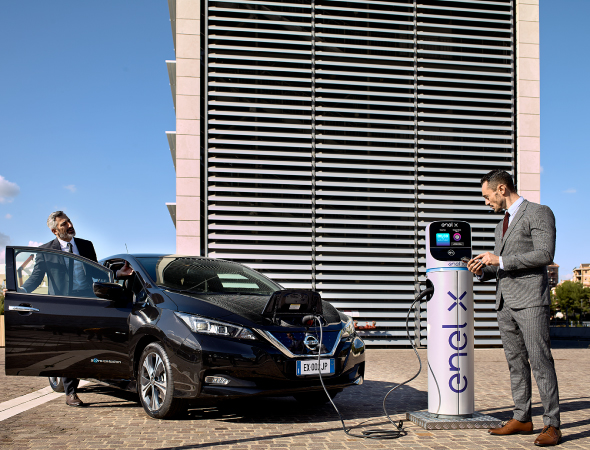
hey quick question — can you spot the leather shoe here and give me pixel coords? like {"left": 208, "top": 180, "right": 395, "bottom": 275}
{"left": 489, "top": 418, "right": 534, "bottom": 435}
{"left": 65, "top": 393, "right": 84, "bottom": 407}
{"left": 534, "top": 425, "right": 562, "bottom": 446}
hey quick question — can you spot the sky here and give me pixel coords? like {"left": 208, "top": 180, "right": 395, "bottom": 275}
{"left": 0, "top": 1, "right": 589, "bottom": 281}
{"left": 0, "top": 1, "right": 176, "bottom": 263}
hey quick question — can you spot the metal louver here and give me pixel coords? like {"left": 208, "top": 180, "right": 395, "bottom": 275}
{"left": 205, "top": 0, "right": 514, "bottom": 346}
{"left": 416, "top": 0, "right": 513, "bottom": 347}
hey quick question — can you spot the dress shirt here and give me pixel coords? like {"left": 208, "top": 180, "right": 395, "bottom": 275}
{"left": 499, "top": 196, "right": 524, "bottom": 270}
{"left": 57, "top": 237, "right": 87, "bottom": 290}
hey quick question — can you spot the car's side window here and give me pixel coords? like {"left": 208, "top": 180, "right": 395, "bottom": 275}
{"left": 15, "top": 249, "right": 111, "bottom": 299}
{"left": 108, "top": 260, "right": 148, "bottom": 304}
{"left": 105, "top": 260, "right": 125, "bottom": 287}
{"left": 132, "top": 275, "right": 148, "bottom": 304}
{"left": 16, "top": 251, "right": 49, "bottom": 295}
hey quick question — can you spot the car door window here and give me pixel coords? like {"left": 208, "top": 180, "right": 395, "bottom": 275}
{"left": 15, "top": 249, "right": 111, "bottom": 299}
{"left": 131, "top": 274, "right": 148, "bottom": 304}
{"left": 112, "top": 262, "right": 147, "bottom": 303}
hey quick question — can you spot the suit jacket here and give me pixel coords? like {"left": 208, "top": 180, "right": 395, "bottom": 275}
{"left": 21, "top": 238, "right": 103, "bottom": 295}
{"left": 480, "top": 200, "right": 556, "bottom": 310}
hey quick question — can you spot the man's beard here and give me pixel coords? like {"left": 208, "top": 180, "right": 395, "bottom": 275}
{"left": 57, "top": 228, "right": 76, "bottom": 240}
{"left": 493, "top": 193, "right": 506, "bottom": 213}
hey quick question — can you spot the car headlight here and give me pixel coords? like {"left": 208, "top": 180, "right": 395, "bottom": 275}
{"left": 175, "top": 312, "right": 257, "bottom": 340}
{"left": 341, "top": 317, "right": 356, "bottom": 339}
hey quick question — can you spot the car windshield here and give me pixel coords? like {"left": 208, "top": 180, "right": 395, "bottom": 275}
{"left": 136, "top": 257, "right": 281, "bottom": 295}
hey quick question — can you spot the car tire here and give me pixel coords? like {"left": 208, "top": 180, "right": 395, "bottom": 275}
{"left": 293, "top": 389, "right": 339, "bottom": 406}
{"left": 48, "top": 377, "right": 65, "bottom": 393}
{"left": 138, "top": 342, "right": 183, "bottom": 419}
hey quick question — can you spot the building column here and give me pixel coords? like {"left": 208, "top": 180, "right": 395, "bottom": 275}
{"left": 516, "top": 0, "right": 540, "bottom": 202}
{"left": 175, "top": 0, "right": 202, "bottom": 255}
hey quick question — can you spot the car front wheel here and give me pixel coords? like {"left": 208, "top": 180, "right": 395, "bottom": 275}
{"left": 138, "top": 342, "right": 183, "bottom": 419}
{"left": 48, "top": 377, "right": 64, "bottom": 392}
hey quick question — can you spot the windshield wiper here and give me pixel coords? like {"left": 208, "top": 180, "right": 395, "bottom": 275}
{"left": 228, "top": 292, "right": 271, "bottom": 296}
{"left": 161, "top": 286, "right": 221, "bottom": 295}
{"left": 161, "top": 286, "right": 272, "bottom": 296}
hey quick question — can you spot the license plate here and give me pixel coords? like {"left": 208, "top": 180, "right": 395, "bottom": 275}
{"left": 296, "top": 359, "right": 335, "bottom": 376}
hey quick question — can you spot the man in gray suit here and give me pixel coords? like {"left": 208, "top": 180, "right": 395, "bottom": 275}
{"left": 467, "top": 170, "right": 561, "bottom": 447}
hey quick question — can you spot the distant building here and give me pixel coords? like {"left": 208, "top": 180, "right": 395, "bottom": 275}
{"left": 572, "top": 264, "right": 590, "bottom": 288}
{"left": 547, "top": 264, "right": 559, "bottom": 289}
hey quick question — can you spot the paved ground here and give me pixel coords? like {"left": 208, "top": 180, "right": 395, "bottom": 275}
{"left": 1, "top": 347, "right": 589, "bottom": 449}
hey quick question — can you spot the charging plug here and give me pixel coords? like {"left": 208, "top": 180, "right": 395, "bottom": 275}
{"left": 302, "top": 315, "right": 315, "bottom": 326}
{"left": 417, "top": 279, "right": 435, "bottom": 302}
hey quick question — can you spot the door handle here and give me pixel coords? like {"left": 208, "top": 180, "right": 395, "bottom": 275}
{"left": 9, "top": 306, "right": 40, "bottom": 312}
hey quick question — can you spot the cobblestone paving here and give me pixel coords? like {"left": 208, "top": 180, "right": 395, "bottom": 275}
{"left": 0, "top": 350, "right": 48, "bottom": 403}
{"left": 1, "top": 348, "right": 588, "bottom": 449}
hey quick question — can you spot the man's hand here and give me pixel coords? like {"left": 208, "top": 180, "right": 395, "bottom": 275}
{"left": 475, "top": 251, "right": 500, "bottom": 267}
{"left": 115, "top": 261, "right": 134, "bottom": 278}
{"left": 2, "top": 288, "right": 7, "bottom": 296}
{"left": 466, "top": 258, "right": 484, "bottom": 276}
{"left": 467, "top": 252, "right": 500, "bottom": 277}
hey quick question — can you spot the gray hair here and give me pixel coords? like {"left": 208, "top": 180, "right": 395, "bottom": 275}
{"left": 47, "top": 211, "right": 68, "bottom": 231}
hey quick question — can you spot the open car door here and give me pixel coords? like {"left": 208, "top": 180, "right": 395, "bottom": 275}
{"left": 4, "top": 246, "right": 132, "bottom": 379}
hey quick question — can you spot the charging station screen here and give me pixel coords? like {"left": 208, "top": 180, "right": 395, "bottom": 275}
{"left": 428, "top": 221, "right": 472, "bottom": 262}
{"left": 436, "top": 233, "right": 451, "bottom": 246}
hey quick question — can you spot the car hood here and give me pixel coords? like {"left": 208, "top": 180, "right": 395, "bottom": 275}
{"left": 163, "top": 291, "right": 343, "bottom": 326}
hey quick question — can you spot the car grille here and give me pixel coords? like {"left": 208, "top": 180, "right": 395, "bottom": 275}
{"left": 267, "top": 331, "right": 340, "bottom": 357}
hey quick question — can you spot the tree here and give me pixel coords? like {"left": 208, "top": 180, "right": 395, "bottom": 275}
{"left": 554, "top": 281, "right": 590, "bottom": 322}
{"left": 550, "top": 290, "right": 561, "bottom": 317}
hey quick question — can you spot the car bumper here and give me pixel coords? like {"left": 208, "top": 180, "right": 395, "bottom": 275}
{"left": 170, "top": 332, "right": 365, "bottom": 399}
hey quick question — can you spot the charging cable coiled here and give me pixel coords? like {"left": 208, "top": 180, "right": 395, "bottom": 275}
{"left": 315, "top": 279, "right": 435, "bottom": 440}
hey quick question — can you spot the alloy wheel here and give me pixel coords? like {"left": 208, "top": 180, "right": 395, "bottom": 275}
{"left": 140, "top": 352, "right": 167, "bottom": 412}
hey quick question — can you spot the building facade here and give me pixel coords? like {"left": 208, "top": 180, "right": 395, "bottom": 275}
{"left": 165, "top": 0, "right": 541, "bottom": 346}
{"left": 547, "top": 263, "right": 559, "bottom": 290}
{"left": 573, "top": 264, "right": 590, "bottom": 288}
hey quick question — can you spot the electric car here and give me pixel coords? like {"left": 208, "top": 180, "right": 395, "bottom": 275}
{"left": 3, "top": 247, "right": 365, "bottom": 419}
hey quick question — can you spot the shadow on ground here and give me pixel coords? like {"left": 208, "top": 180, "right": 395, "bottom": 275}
{"left": 79, "top": 379, "right": 426, "bottom": 424}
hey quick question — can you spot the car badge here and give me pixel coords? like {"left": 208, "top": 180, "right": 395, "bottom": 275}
{"left": 304, "top": 334, "right": 319, "bottom": 351}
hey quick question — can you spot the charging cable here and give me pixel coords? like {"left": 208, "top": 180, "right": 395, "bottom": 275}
{"left": 314, "top": 279, "right": 435, "bottom": 440}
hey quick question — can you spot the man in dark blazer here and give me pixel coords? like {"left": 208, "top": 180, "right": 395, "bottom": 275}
{"left": 467, "top": 170, "right": 561, "bottom": 447}
{"left": 21, "top": 235, "right": 104, "bottom": 297}
{"left": 18, "top": 211, "right": 132, "bottom": 407}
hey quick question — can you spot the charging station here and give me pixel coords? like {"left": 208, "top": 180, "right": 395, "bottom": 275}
{"left": 309, "top": 219, "right": 502, "bottom": 437}
{"left": 426, "top": 220, "right": 474, "bottom": 416}
{"left": 407, "top": 221, "right": 501, "bottom": 430}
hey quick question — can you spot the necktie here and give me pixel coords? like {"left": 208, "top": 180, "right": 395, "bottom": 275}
{"left": 502, "top": 211, "right": 510, "bottom": 237}
{"left": 67, "top": 243, "right": 74, "bottom": 293}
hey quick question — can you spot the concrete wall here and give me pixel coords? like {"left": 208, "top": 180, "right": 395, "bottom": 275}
{"left": 516, "top": 0, "right": 541, "bottom": 203}
{"left": 173, "top": 0, "right": 202, "bottom": 255}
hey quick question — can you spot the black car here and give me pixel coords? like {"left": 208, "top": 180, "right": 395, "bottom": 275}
{"left": 3, "top": 246, "right": 365, "bottom": 418}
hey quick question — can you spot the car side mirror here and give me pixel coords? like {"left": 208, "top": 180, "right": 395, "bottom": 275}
{"left": 93, "top": 282, "right": 126, "bottom": 302}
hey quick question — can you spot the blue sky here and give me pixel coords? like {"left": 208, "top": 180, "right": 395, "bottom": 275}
{"left": 0, "top": 1, "right": 176, "bottom": 262}
{"left": 0, "top": 1, "right": 589, "bottom": 280}
{"left": 539, "top": 0, "right": 590, "bottom": 279}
